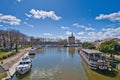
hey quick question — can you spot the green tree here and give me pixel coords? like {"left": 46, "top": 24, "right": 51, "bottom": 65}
{"left": 82, "top": 42, "right": 96, "bottom": 49}
{"left": 99, "top": 41, "right": 120, "bottom": 57}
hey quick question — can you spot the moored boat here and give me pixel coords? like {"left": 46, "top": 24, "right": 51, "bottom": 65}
{"left": 79, "top": 49, "right": 112, "bottom": 71}
{"left": 16, "top": 56, "right": 32, "bottom": 74}
{"left": 28, "top": 48, "right": 36, "bottom": 55}
{"left": 22, "top": 55, "right": 32, "bottom": 62}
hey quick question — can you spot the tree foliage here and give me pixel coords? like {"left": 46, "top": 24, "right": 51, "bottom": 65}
{"left": 99, "top": 41, "right": 120, "bottom": 56}
{"left": 0, "top": 29, "right": 29, "bottom": 52}
{"left": 82, "top": 42, "right": 96, "bottom": 49}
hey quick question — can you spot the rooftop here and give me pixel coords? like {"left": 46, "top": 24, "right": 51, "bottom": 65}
{"left": 82, "top": 49, "right": 103, "bottom": 54}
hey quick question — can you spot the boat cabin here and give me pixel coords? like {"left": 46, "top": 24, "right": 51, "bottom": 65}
{"left": 80, "top": 49, "right": 111, "bottom": 71}
{"left": 81, "top": 49, "right": 105, "bottom": 62}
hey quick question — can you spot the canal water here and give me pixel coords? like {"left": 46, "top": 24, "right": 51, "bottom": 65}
{"left": 12, "top": 47, "right": 120, "bottom": 80}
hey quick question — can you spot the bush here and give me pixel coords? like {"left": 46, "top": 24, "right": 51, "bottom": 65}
{"left": 0, "top": 72, "right": 7, "bottom": 80}
{"left": 99, "top": 41, "right": 120, "bottom": 56}
{"left": 0, "top": 51, "right": 17, "bottom": 60}
{"left": 0, "top": 48, "right": 8, "bottom": 52}
{"left": 2, "top": 55, "right": 8, "bottom": 59}
{"left": 82, "top": 42, "right": 96, "bottom": 49}
{"left": 0, "top": 57, "right": 2, "bottom": 60}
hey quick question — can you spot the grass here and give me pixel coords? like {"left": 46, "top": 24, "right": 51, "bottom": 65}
{"left": 0, "top": 47, "right": 30, "bottom": 60}
{"left": 0, "top": 52, "right": 9, "bottom": 60}
{"left": 0, "top": 72, "right": 7, "bottom": 80}
{"left": 0, "top": 51, "right": 16, "bottom": 60}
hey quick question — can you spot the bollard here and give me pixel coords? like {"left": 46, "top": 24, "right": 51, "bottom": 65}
{"left": 1, "top": 61, "right": 3, "bottom": 64}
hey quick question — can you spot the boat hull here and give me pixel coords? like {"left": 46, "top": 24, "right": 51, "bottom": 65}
{"left": 16, "top": 55, "right": 32, "bottom": 75}
{"left": 79, "top": 50, "right": 111, "bottom": 71}
{"left": 17, "top": 64, "right": 32, "bottom": 75}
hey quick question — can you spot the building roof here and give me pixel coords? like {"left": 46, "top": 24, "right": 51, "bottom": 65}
{"left": 82, "top": 49, "right": 103, "bottom": 54}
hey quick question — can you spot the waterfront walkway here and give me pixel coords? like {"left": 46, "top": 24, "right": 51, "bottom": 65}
{"left": 0, "top": 48, "right": 31, "bottom": 80}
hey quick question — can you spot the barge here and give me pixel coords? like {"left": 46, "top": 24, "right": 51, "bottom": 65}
{"left": 79, "top": 49, "right": 112, "bottom": 71}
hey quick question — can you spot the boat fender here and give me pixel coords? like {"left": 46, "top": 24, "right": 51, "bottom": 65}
{"left": 108, "top": 68, "right": 112, "bottom": 71}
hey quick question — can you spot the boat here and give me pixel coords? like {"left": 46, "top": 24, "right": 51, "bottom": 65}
{"left": 16, "top": 56, "right": 32, "bottom": 74}
{"left": 28, "top": 48, "right": 36, "bottom": 55}
{"left": 79, "top": 49, "right": 112, "bottom": 71}
{"left": 22, "top": 55, "right": 32, "bottom": 62}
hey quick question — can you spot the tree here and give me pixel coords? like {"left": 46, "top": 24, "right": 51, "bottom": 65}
{"left": 99, "top": 41, "right": 120, "bottom": 57}
{"left": 0, "top": 29, "right": 30, "bottom": 52}
{"left": 82, "top": 42, "right": 96, "bottom": 49}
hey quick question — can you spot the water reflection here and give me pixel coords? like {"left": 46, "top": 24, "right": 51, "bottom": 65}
{"left": 93, "top": 69, "right": 118, "bottom": 77}
{"left": 31, "top": 65, "right": 61, "bottom": 80}
{"left": 15, "top": 70, "right": 31, "bottom": 80}
{"left": 12, "top": 47, "right": 120, "bottom": 80}
{"left": 68, "top": 47, "right": 75, "bottom": 58}
{"left": 29, "top": 55, "right": 35, "bottom": 59}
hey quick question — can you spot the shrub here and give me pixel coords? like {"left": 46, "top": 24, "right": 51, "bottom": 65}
{"left": 2, "top": 55, "right": 8, "bottom": 59}
{"left": 0, "top": 72, "right": 7, "bottom": 80}
{"left": 0, "top": 48, "right": 8, "bottom": 52}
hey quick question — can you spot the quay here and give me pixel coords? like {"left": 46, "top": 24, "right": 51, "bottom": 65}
{"left": 0, "top": 48, "right": 31, "bottom": 80}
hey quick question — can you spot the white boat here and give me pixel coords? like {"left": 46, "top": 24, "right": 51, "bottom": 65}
{"left": 22, "top": 55, "right": 32, "bottom": 62}
{"left": 28, "top": 48, "right": 36, "bottom": 55}
{"left": 16, "top": 56, "right": 32, "bottom": 74}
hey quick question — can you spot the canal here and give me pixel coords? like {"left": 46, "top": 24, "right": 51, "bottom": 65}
{"left": 12, "top": 47, "right": 120, "bottom": 80}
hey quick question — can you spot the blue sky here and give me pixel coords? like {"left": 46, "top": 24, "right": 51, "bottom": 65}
{"left": 0, "top": 0, "right": 120, "bottom": 42}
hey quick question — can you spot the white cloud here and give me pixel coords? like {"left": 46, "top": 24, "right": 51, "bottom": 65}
{"left": 88, "top": 23, "right": 91, "bottom": 26}
{"left": 57, "top": 26, "right": 120, "bottom": 42}
{"left": 66, "top": 26, "right": 120, "bottom": 42}
{"left": 0, "top": 24, "right": 3, "bottom": 26}
{"left": 85, "top": 27, "right": 120, "bottom": 41}
{"left": 102, "top": 28, "right": 114, "bottom": 31}
{"left": 96, "top": 11, "right": 120, "bottom": 22}
{"left": 88, "top": 32, "right": 96, "bottom": 36}
{"left": 61, "top": 26, "right": 69, "bottom": 30}
{"left": 85, "top": 27, "right": 95, "bottom": 31}
{"left": 97, "top": 32, "right": 103, "bottom": 37}
{"left": 26, "top": 9, "right": 62, "bottom": 21}
{"left": 24, "top": 22, "right": 27, "bottom": 24}
{"left": 17, "top": 0, "right": 22, "bottom": 2}
{"left": 77, "top": 32, "right": 85, "bottom": 35}
{"left": 26, "top": 18, "right": 29, "bottom": 21}
{"left": 102, "top": 27, "right": 120, "bottom": 38}
{"left": 24, "top": 21, "right": 34, "bottom": 28}
{"left": 65, "top": 31, "right": 72, "bottom": 36}
{"left": 25, "top": 13, "right": 32, "bottom": 18}
{"left": 73, "top": 23, "right": 95, "bottom": 31}
{"left": 58, "top": 36, "right": 67, "bottom": 39}
{"left": 43, "top": 33, "right": 53, "bottom": 36}
{"left": 0, "top": 13, "right": 21, "bottom": 25}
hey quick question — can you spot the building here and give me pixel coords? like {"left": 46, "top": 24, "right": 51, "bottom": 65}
{"left": 68, "top": 33, "right": 75, "bottom": 44}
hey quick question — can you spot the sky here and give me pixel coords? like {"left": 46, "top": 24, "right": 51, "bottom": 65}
{"left": 0, "top": 0, "right": 120, "bottom": 42}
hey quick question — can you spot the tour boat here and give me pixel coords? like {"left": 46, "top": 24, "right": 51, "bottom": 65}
{"left": 79, "top": 49, "right": 112, "bottom": 71}
{"left": 16, "top": 56, "right": 32, "bottom": 74}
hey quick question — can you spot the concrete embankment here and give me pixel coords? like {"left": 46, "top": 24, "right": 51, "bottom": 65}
{"left": 0, "top": 48, "right": 31, "bottom": 80}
